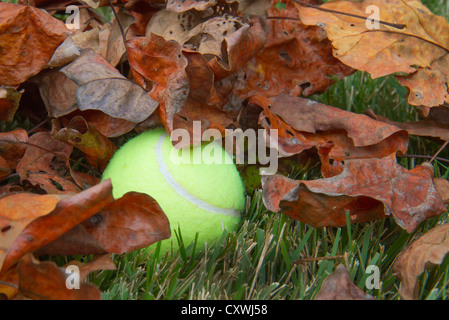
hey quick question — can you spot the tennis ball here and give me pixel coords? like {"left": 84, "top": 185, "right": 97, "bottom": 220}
{"left": 102, "top": 128, "right": 245, "bottom": 256}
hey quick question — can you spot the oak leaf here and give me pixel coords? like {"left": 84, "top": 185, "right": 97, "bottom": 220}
{"left": 262, "top": 158, "right": 446, "bottom": 232}
{"left": 296, "top": 0, "right": 449, "bottom": 108}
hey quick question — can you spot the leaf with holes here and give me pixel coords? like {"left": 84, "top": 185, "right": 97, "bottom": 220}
{"left": 15, "top": 131, "right": 81, "bottom": 194}
{"left": 227, "top": 0, "right": 354, "bottom": 102}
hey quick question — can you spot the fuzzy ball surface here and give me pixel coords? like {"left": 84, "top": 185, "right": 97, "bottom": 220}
{"left": 102, "top": 128, "right": 245, "bottom": 256}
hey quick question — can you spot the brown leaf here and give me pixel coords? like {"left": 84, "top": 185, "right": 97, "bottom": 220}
{"left": 0, "top": 129, "right": 28, "bottom": 179}
{"left": 296, "top": 0, "right": 449, "bottom": 108}
{"left": 0, "top": 87, "right": 23, "bottom": 122}
{"left": 0, "top": 3, "right": 70, "bottom": 85}
{"left": 172, "top": 50, "right": 235, "bottom": 146}
{"left": 393, "top": 223, "right": 449, "bottom": 300}
{"left": 126, "top": 33, "right": 190, "bottom": 132}
{"left": 106, "top": 8, "right": 135, "bottom": 67}
{"left": 59, "top": 109, "right": 136, "bottom": 138}
{"left": 315, "top": 264, "right": 375, "bottom": 300}
{"left": 38, "top": 69, "right": 78, "bottom": 118}
{"left": 0, "top": 193, "right": 62, "bottom": 271}
{"left": 17, "top": 253, "right": 101, "bottom": 300}
{"left": 35, "top": 224, "right": 107, "bottom": 257}
{"left": 434, "top": 177, "right": 449, "bottom": 204}
{"left": 65, "top": 254, "right": 116, "bottom": 282}
{"left": 67, "top": 161, "right": 101, "bottom": 190}
{"left": 207, "top": 15, "right": 267, "bottom": 80}
{"left": 166, "top": 0, "right": 217, "bottom": 12}
{"left": 365, "top": 108, "right": 449, "bottom": 142}
{"left": 61, "top": 49, "right": 158, "bottom": 122}
{"left": 33, "top": 191, "right": 170, "bottom": 256}
{"left": 252, "top": 94, "right": 408, "bottom": 161}
{"left": 52, "top": 116, "right": 117, "bottom": 171}
{"left": 15, "top": 131, "right": 80, "bottom": 194}
{"left": 81, "top": 192, "right": 171, "bottom": 254}
{"left": 229, "top": 0, "right": 354, "bottom": 101}
{"left": 0, "top": 180, "right": 114, "bottom": 273}
{"left": 262, "top": 158, "right": 447, "bottom": 232}
{"left": 146, "top": 0, "right": 265, "bottom": 80}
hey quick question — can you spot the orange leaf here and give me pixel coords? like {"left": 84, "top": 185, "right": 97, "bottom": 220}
{"left": 0, "top": 3, "right": 69, "bottom": 85}
{"left": 393, "top": 223, "right": 449, "bottom": 300}
{"left": 262, "top": 158, "right": 446, "bottom": 232}
{"left": 17, "top": 253, "right": 101, "bottom": 300}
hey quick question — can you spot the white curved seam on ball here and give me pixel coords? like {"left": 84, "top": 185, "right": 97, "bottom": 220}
{"left": 155, "top": 133, "right": 240, "bottom": 218}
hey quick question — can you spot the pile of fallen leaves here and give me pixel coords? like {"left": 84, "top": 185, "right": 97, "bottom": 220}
{"left": 1, "top": 0, "right": 449, "bottom": 300}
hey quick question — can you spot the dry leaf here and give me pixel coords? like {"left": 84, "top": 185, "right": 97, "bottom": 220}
{"left": 0, "top": 180, "right": 114, "bottom": 273}
{"left": 296, "top": 0, "right": 449, "bottom": 108}
{"left": 393, "top": 223, "right": 449, "bottom": 300}
{"left": 262, "top": 158, "right": 446, "bottom": 232}
{"left": 52, "top": 116, "right": 117, "bottom": 171}
{"left": 61, "top": 49, "right": 158, "bottom": 122}
{"left": 315, "top": 264, "right": 375, "bottom": 300}
{"left": 17, "top": 253, "right": 101, "bottom": 300}
{"left": 0, "top": 87, "right": 23, "bottom": 122}
{"left": 38, "top": 69, "right": 78, "bottom": 118}
{"left": 0, "top": 3, "right": 70, "bottom": 85}
{"left": 251, "top": 94, "right": 408, "bottom": 160}
{"left": 0, "top": 129, "right": 28, "bottom": 180}
{"left": 15, "top": 131, "right": 80, "bottom": 194}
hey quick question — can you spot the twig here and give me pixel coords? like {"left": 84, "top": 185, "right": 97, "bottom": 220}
{"left": 398, "top": 154, "right": 449, "bottom": 164}
{"left": 0, "top": 281, "right": 18, "bottom": 290}
{"left": 266, "top": 16, "right": 302, "bottom": 22}
{"left": 108, "top": 0, "right": 127, "bottom": 45}
{"left": 291, "top": 0, "right": 406, "bottom": 29}
{"left": 293, "top": 254, "right": 346, "bottom": 265}
{"left": 430, "top": 139, "right": 449, "bottom": 163}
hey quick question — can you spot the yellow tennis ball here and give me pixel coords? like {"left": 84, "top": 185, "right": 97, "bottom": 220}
{"left": 102, "top": 128, "right": 245, "bottom": 256}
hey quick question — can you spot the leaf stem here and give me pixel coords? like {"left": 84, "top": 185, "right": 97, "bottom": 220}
{"left": 293, "top": 254, "right": 346, "bottom": 265}
{"left": 291, "top": 0, "right": 406, "bottom": 29}
{"left": 430, "top": 139, "right": 449, "bottom": 163}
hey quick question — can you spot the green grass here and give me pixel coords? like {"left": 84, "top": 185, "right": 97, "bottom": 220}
{"left": 85, "top": 0, "right": 449, "bottom": 300}
{"left": 89, "top": 189, "right": 449, "bottom": 300}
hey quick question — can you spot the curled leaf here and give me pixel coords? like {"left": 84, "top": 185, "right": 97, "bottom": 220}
{"left": 393, "top": 223, "right": 449, "bottom": 300}
{"left": 17, "top": 253, "right": 101, "bottom": 300}
{"left": 262, "top": 158, "right": 447, "bottom": 232}
{"left": 53, "top": 116, "right": 117, "bottom": 171}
